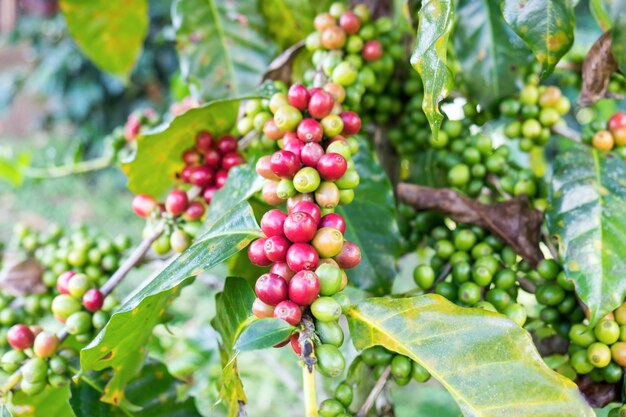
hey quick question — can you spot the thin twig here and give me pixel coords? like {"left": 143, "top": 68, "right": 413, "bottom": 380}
{"left": 237, "top": 401, "right": 247, "bottom": 417}
{"left": 541, "top": 229, "right": 560, "bottom": 261}
{"left": 517, "top": 276, "right": 537, "bottom": 293}
{"left": 356, "top": 366, "right": 391, "bottom": 417}
{"left": 23, "top": 154, "right": 115, "bottom": 179}
{"left": 238, "top": 130, "right": 259, "bottom": 150}
{"left": 426, "top": 262, "right": 451, "bottom": 294}
{"left": 552, "top": 124, "right": 581, "bottom": 142}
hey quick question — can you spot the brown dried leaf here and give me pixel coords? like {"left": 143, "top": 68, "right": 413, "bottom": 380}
{"left": 0, "top": 256, "right": 45, "bottom": 296}
{"left": 579, "top": 31, "right": 620, "bottom": 106}
{"left": 396, "top": 183, "right": 544, "bottom": 265}
{"left": 262, "top": 41, "right": 305, "bottom": 84}
{"left": 575, "top": 375, "right": 618, "bottom": 408}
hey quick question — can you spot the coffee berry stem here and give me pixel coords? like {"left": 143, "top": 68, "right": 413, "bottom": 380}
{"left": 302, "top": 362, "right": 319, "bottom": 417}
{"left": 23, "top": 152, "right": 115, "bottom": 180}
{"left": 355, "top": 365, "right": 391, "bottom": 417}
{"left": 0, "top": 370, "right": 23, "bottom": 398}
{"left": 551, "top": 123, "right": 581, "bottom": 142}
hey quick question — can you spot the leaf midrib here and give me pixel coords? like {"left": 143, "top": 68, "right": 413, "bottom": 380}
{"left": 207, "top": 0, "right": 237, "bottom": 93}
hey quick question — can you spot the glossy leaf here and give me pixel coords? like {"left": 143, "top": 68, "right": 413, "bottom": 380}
{"left": 121, "top": 99, "right": 239, "bottom": 198}
{"left": 173, "top": 0, "right": 275, "bottom": 100}
{"left": 235, "top": 319, "right": 294, "bottom": 351}
{"left": 546, "top": 139, "right": 626, "bottom": 325}
{"left": 411, "top": 0, "right": 455, "bottom": 136}
{"left": 337, "top": 140, "right": 400, "bottom": 294}
{"left": 589, "top": 0, "right": 612, "bottom": 30}
{"left": 211, "top": 277, "right": 256, "bottom": 417}
{"left": 348, "top": 295, "right": 594, "bottom": 417}
{"left": 81, "top": 196, "right": 263, "bottom": 405}
{"left": 9, "top": 386, "right": 73, "bottom": 417}
{"left": 503, "top": 0, "right": 575, "bottom": 75}
{"left": 69, "top": 361, "right": 201, "bottom": 417}
{"left": 59, "top": 0, "right": 147, "bottom": 80}
{"left": 612, "top": 6, "right": 626, "bottom": 73}
{"left": 454, "top": 0, "right": 532, "bottom": 108}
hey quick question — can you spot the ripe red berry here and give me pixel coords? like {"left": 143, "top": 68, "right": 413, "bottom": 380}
{"left": 317, "top": 153, "right": 347, "bottom": 181}
{"left": 7, "top": 324, "right": 35, "bottom": 350}
{"left": 261, "top": 209, "right": 287, "bottom": 237}
{"left": 132, "top": 194, "right": 157, "bottom": 218}
{"left": 180, "top": 166, "right": 193, "bottom": 183}
{"left": 189, "top": 166, "right": 215, "bottom": 187}
{"left": 56, "top": 271, "right": 75, "bottom": 295}
{"left": 321, "top": 26, "right": 347, "bottom": 49}
{"left": 165, "top": 189, "right": 189, "bottom": 215}
{"left": 262, "top": 181, "right": 284, "bottom": 205}
{"left": 289, "top": 271, "right": 320, "bottom": 305}
{"left": 284, "top": 212, "right": 318, "bottom": 243}
{"left": 290, "top": 200, "right": 321, "bottom": 224}
{"left": 255, "top": 273, "right": 288, "bottom": 305}
{"left": 124, "top": 114, "right": 141, "bottom": 141}
{"left": 182, "top": 148, "right": 202, "bottom": 165}
{"left": 270, "top": 150, "right": 301, "bottom": 179}
{"left": 248, "top": 238, "right": 272, "bottom": 266}
{"left": 264, "top": 235, "right": 291, "bottom": 262}
{"left": 609, "top": 112, "right": 626, "bottom": 133}
{"left": 340, "top": 111, "right": 362, "bottom": 136}
{"left": 256, "top": 155, "right": 280, "bottom": 180}
{"left": 319, "top": 213, "right": 346, "bottom": 234}
{"left": 273, "top": 300, "right": 302, "bottom": 325}
{"left": 297, "top": 118, "right": 324, "bottom": 143}
{"left": 82, "top": 289, "right": 104, "bottom": 312}
{"left": 252, "top": 298, "right": 275, "bottom": 318}
{"left": 308, "top": 91, "right": 335, "bottom": 119}
{"left": 339, "top": 11, "right": 361, "bottom": 34}
{"left": 204, "top": 149, "right": 221, "bottom": 168}
{"left": 203, "top": 187, "right": 217, "bottom": 204}
{"left": 270, "top": 262, "right": 295, "bottom": 282}
{"left": 217, "top": 135, "right": 238, "bottom": 154}
{"left": 286, "top": 243, "right": 319, "bottom": 271}
{"left": 362, "top": 40, "right": 383, "bottom": 61}
{"left": 33, "top": 331, "right": 58, "bottom": 358}
{"left": 221, "top": 152, "right": 245, "bottom": 171}
{"left": 334, "top": 241, "right": 361, "bottom": 269}
{"left": 215, "top": 170, "right": 228, "bottom": 188}
{"left": 290, "top": 333, "right": 302, "bottom": 355}
{"left": 195, "top": 131, "right": 213, "bottom": 152}
{"left": 288, "top": 84, "right": 310, "bottom": 111}
{"left": 301, "top": 143, "right": 325, "bottom": 167}
{"left": 283, "top": 138, "right": 304, "bottom": 157}
{"left": 184, "top": 201, "right": 206, "bottom": 221}
{"left": 264, "top": 119, "right": 284, "bottom": 140}
{"left": 287, "top": 193, "right": 315, "bottom": 212}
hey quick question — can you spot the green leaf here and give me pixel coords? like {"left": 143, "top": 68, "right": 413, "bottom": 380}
{"left": 348, "top": 295, "right": 594, "bottom": 417}
{"left": 59, "top": 0, "right": 147, "bottom": 80}
{"left": 211, "top": 277, "right": 256, "bottom": 417}
{"left": 0, "top": 150, "right": 30, "bottom": 187}
{"left": 69, "top": 361, "right": 202, "bottom": 417}
{"left": 411, "top": 0, "right": 455, "bottom": 136}
{"left": 336, "top": 140, "right": 400, "bottom": 295}
{"left": 502, "top": 0, "right": 575, "bottom": 75}
{"left": 9, "top": 386, "right": 74, "bottom": 417}
{"left": 81, "top": 197, "right": 263, "bottom": 405}
{"left": 172, "top": 0, "right": 275, "bottom": 101}
{"left": 0, "top": 404, "right": 11, "bottom": 417}
{"left": 589, "top": 0, "right": 613, "bottom": 30}
{"left": 612, "top": 6, "right": 626, "bottom": 74}
{"left": 121, "top": 99, "right": 239, "bottom": 198}
{"left": 546, "top": 139, "right": 626, "bottom": 325}
{"left": 454, "top": 0, "right": 533, "bottom": 108}
{"left": 235, "top": 319, "right": 294, "bottom": 351}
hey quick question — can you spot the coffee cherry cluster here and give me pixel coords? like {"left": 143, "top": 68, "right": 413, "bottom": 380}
{"left": 413, "top": 221, "right": 528, "bottom": 327}
{"left": 318, "top": 346, "right": 430, "bottom": 417}
{"left": 567, "top": 302, "right": 626, "bottom": 385}
{"left": 132, "top": 130, "right": 245, "bottom": 254}
{"left": 581, "top": 111, "right": 626, "bottom": 155}
{"left": 501, "top": 82, "right": 571, "bottom": 152}
{"left": 123, "top": 108, "right": 160, "bottom": 142}
{"left": 303, "top": 3, "right": 401, "bottom": 118}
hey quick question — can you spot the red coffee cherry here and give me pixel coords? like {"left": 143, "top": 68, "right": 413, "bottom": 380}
{"left": 56, "top": 271, "right": 76, "bottom": 295}
{"left": 261, "top": 209, "right": 287, "bottom": 237}
{"left": 215, "top": 169, "right": 228, "bottom": 188}
{"left": 270, "top": 150, "right": 301, "bottom": 179}
{"left": 202, "top": 187, "right": 217, "bottom": 204}
{"left": 221, "top": 153, "right": 245, "bottom": 171}
{"left": 340, "top": 111, "right": 362, "bottom": 136}
{"left": 286, "top": 243, "right": 319, "bottom": 271}
{"left": 132, "top": 194, "right": 157, "bottom": 218}
{"left": 301, "top": 143, "right": 325, "bottom": 167}
{"left": 339, "top": 11, "right": 361, "bottom": 34}
{"left": 248, "top": 238, "right": 272, "bottom": 266}
{"left": 252, "top": 298, "right": 275, "bottom": 318}
{"left": 290, "top": 333, "right": 302, "bottom": 355}
{"left": 362, "top": 40, "right": 383, "bottom": 61}
{"left": 256, "top": 155, "right": 280, "bottom": 181}
{"left": 273, "top": 300, "right": 302, "bottom": 325}
{"left": 204, "top": 149, "right": 221, "bottom": 168}
{"left": 319, "top": 213, "right": 346, "bottom": 234}
{"left": 82, "top": 289, "right": 104, "bottom": 312}
{"left": 189, "top": 166, "right": 215, "bottom": 187}
{"left": 165, "top": 189, "right": 189, "bottom": 216}
{"left": 317, "top": 153, "right": 347, "bottom": 181}
{"left": 284, "top": 212, "right": 318, "bottom": 243}
{"left": 255, "top": 273, "right": 288, "bottom": 305}
{"left": 289, "top": 271, "right": 320, "bottom": 305}
{"left": 308, "top": 90, "right": 335, "bottom": 119}
{"left": 283, "top": 138, "right": 304, "bottom": 157}
{"left": 264, "top": 119, "right": 284, "bottom": 140}
{"left": 608, "top": 112, "right": 626, "bottom": 133}
{"left": 334, "top": 241, "right": 361, "bottom": 269}
{"left": 7, "top": 324, "right": 35, "bottom": 350}
{"left": 270, "top": 262, "right": 295, "bottom": 282}
{"left": 287, "top": 193, "right": 315, "bottom": 213}
{"left": 290, "top": 200, "right": 321, "bottom": 224}
{"left": 33, "top": 331, "right": 58, "bottom": 358}
{"left": 180, "top": 166, "right": 193, "bottom": 183}
{"left": 297, "top": 118, "right": 324, "bottom": 143}
{"left": 288, "top": 84, "right": 310, "bottom": 111}
{"left": 195, "top": 131, "right": 213, "bottom": 152}
{"left": 182, "top": 148, "right": 202, "bottom": 165}
{"left": 264, "top": 235, "right": 291, "bottom": 262}
{"left": 262, "top": 181, "right": 284, "bottom": 205}
{"left": 217, "top": 135, "right": 238, "bottom": 154}
{"left": 183, "top": 201, "right": 206, "bottom": 221}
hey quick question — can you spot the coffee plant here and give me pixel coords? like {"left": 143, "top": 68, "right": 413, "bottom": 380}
{"left": 1, "top": 0, "right": 626, "bottom": 416}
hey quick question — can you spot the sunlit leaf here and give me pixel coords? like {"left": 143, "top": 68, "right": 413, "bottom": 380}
{"left": 10, "top": 386, "right": 73, "bottom": 417}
